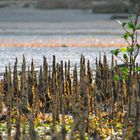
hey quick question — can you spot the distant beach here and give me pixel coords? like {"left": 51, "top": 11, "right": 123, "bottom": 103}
{"left": 0, "top": 8, "right": 140, "bottom": 73}
{"left": 0, "top": 8, "right": 133, "bottom": 47}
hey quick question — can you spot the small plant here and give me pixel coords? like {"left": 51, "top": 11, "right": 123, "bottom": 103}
{"left": 111, "top": 14, "right": 140, "bottom": 80}
{"left": 111, "top": 14, "right": 140, "bottom": 117}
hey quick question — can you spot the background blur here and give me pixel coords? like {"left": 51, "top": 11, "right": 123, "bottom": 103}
{"left": 0, "top": 0, "right": 139, "bottom": 13}
{"left": 0, "top": 0, "right": 139, "bottom": 73}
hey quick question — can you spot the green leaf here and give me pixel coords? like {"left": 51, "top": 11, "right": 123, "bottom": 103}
{"left": 123, "top": 32, "right": 131, "bottom": 40}
{"left": 120, "top": 67, "right": 129, "bottom": 74}
{"left": 113, "top": 75, "right": 120, "bottom": 81}
{"left": 135, "top": 67, "right": 140, "bottom": 72}
{"left": 65, "top": 125, "right": 69, "bottom": 132}
{"left": 128, "top": 15, "right": 132, "bottom": 19}
{"left": 127, "top": 47, "right": 134, "bottom": 53}
{"left": 120, "top": 67, "right": 129, "bottom": 80}
{"left": 111, "top": 49, "right": 120, "bottom": 56}
{"left": 84, "top": 133, "right": 89, "bottom": 140}
{"left": 120, "top": 47, "right": 127, "bottom": 52}
{"left": 84, "top": 135, "right": 89, "bottom": 140}
{"left": 122, "top": 22, "right": 126, "bottom": 27}
{"left": 127, "top": 22, "right": 135, "bottom": 30}
{"left": 136, "top": 44, "right": 140, "bottom": 48}
{"left": 116, "top": 123, "right": 123, "bottom": 128}
{"left": 123, "top": 54, "right": 128, "bottom": 60}
{"left": 123, "top": 34, "right": 128, "bottom": 40}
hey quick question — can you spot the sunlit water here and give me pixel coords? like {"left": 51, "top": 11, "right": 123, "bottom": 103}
{"left": 0, "top": 46, "right": 116, "bottom": 73}
{"left": 0, "top": 8, "right": 140, "bottom": 74}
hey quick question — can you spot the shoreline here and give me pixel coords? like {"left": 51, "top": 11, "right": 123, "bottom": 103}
{"left": 0, "top": 8, "right": 134, "bottom": 49}
{"left": 0, "top": 37, "right": 127, "bottom": 48}
{"left": 0, "top": 42, "right": 126, "bottom": 48}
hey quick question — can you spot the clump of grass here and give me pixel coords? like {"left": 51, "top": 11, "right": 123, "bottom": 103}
{"left": 0, "top": 52, "right": 139, "bottom": 139}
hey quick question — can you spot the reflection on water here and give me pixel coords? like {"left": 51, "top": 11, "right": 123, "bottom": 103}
{"left": 0, "top": 46, "right": 116, "bottom": 73}
{"left": 0, "top": 8, "right": 140, "bottom": 74}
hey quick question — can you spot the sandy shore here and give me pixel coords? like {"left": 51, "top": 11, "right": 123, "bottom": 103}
{"left": 0, "top": 37, "right": 127, "bottom": 47}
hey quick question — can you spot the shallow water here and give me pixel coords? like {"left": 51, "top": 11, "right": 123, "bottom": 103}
{"left": 0, "top": 46, "right": 116, "bottom": 73}
{"left": 0, "top": 8, "right": 139, "bottom": 74}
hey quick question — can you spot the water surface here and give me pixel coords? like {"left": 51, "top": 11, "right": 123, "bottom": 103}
{"left": 0, "top": 46, "right": 116, "bottom": 73}
{"left": 0, "top": 8, "right": 139, "bottom": 73}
